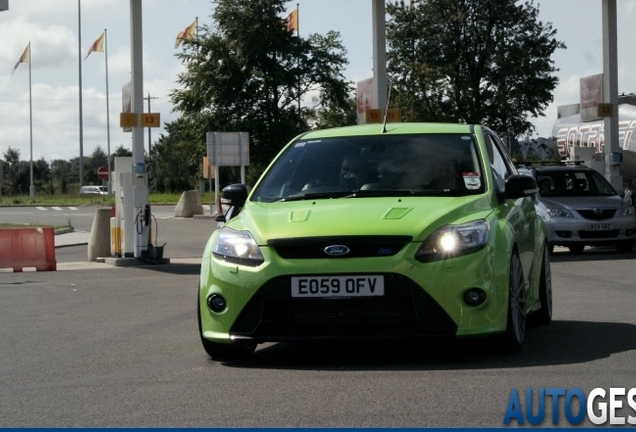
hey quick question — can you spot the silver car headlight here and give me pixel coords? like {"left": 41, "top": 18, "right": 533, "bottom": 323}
{"left": 212, "top": 227, "right": 264, "bottom": 267}
{"left": 622, "top": 206, "right": 635, "bottom": 216}
{"left": 415, "top": 220, "right": 489, "bottom": 263}
{"left": 545, "top": 208, "right": 574, "bottom": 218}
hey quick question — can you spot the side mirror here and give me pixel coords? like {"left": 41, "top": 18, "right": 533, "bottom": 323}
{"left": 505, "top": 175, "right": 538, "bottom": 199}
{"left": 221, "top": 183, "right": 248, "bottom": 208}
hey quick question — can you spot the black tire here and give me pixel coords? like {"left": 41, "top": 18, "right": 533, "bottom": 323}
{"left": 616, "top": 242, "right": 635, "bottom": 253}
{"left": 568, "top": 245, "right": 585, "bottom": 254}
{"left": 548, "top": 244, "right": 554, "bottom": 255}
{"left": 197, "top": 293, "right": 256, "bottom": 361}
{"left": 534, "top": 245, "right": 552, "bottom": 325}
{"left": 501, "top": 252, "right": 526, "bottom": 351}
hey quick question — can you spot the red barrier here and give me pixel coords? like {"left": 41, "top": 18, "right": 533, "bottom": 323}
{"left": 0, "top": 227, "right": 57, "bottom": 272}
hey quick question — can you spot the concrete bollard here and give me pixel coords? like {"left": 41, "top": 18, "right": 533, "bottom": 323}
{"left": 88, "top": 208, "right": 112, "bottom": 261}
{"left": 174, "top": 190, "right": 204, "bottom": 218}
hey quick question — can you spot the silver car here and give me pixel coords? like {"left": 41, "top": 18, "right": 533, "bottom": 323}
{"left": 80, "top": 185, "right": 107, "bottom": 196}
{"left": 531, "top": 165, "right": 636, "bottom": 254}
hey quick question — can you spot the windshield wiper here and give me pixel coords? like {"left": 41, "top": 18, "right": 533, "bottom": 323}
{"left": 352, "top": 189, "right": 442, "bottom": 197}
{"left": 280, "top": 191, "right": 354, "bottom": 202}
{"left": 280, "top": 188, "right": 453, "bottom": 202}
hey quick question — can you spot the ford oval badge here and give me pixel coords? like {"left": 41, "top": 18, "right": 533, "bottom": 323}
{"left": 324, "top": 245, "right": 350, "bottom": 256}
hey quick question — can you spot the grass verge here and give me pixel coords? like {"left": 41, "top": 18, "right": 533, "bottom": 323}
{"left": 0, "top": 192, "right": 192, "bottom": 206}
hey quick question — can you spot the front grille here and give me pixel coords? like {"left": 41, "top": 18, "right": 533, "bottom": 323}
{"left": 579, "top": 229, "right": 620, "bottom": 239}
{"left": 576, "top": 209, "right": 616, "bottom": 220}
{"left": 267, "top": 236, "right": 412, "bottom": 259}
{"left": 230, "top": 274, "right": 458, "bottom": 342}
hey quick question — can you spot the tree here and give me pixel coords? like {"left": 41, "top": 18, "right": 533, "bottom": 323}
{"left": 112, "top": 145, "right": 133, "bottom": 158}
{"left": 33, "top": 158, "right": 52, "bottom": 195}
{"left": 51, "top": 159, "right": 74, "bottom": 194}
{"left": 305, "top": 94, "right": 357, "bottom": 130}
{"left": 386, "top": 0, "right": 565, "bottom": 138}
{"left": 168, "top": 0, "right": 352, "bottom": 188}
{"left": 3, "top": 147, "right": 25, "bottom": 196}
{"left": 80, "top": 146, "right": 109, "bottom": 186}
{"left": 150, "top": 116, "right": 205, "bottom": 192}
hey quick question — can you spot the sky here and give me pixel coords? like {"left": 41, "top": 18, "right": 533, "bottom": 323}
{"left": 1, "top": 0, "right": 636, "bottom": 165}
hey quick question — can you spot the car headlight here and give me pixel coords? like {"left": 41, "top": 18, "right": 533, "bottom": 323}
{"left": 212, "top": 227, "right": 264, "bottom": 267}
{"left": 415, "top": 220, "right": 489, "bottom": 263}
{"left": 622, "top": 206, "right": 635, "bottom": 216}
{"left": 545, "top": 208, "right": 574, "bottom": 218}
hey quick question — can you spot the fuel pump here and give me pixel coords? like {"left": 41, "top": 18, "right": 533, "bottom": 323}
{"left": 132, "top": 162, "right": 149, "bottom": 259}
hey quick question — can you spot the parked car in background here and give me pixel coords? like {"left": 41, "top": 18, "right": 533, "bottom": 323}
{"left": 198, "top": 122, "right": 552, "bottom": 360}
{"left": 79, "top": 185, "right": 107, "bottom": 196}
{"left": 526, "top": 164, "right": 636, "bottom": 254}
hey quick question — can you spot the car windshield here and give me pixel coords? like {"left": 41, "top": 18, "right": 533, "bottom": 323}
{"left": 536, "top": 169, "right": 616, "bottom": 198}
{"left": 251, "top": 133, "right": 485, "bottom": 202}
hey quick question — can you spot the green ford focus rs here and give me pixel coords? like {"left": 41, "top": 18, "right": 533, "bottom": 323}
{"left": 198, "top": 122, "right": 552, "bottom": 360}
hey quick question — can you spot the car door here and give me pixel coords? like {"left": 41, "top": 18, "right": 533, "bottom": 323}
{"left": 484, "top": 130, "right": 537, "bottom": 283}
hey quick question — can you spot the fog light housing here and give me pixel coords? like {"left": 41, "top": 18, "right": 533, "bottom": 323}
{"left": 626, "top": 229, "right": 636, "bottom": 237}
{"left": 207, "top": 294, "right": 226, "bottom": 312}
{"left": 463, "top": 288, "right": 486, "bottom": 306}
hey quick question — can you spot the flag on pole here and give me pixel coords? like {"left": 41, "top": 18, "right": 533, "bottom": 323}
{"left": 84, "top": 32, "right": 105, "bottom": 60}
{"left": 286, "top": 9, "right": 298, "bottom": 32}
{"left": 12, "top": 44, "right": 30, "bottom": 75}
{"left": 175, "top": 20, "right": 196, "bottom": 48}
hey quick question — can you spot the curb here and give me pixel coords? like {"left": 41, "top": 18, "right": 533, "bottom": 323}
{"left": 54, "top": 227, "right": 75, "bottom": 235}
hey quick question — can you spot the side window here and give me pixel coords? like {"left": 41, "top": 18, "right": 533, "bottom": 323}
{"left": 484, "top": 133, "right": 514, "bottom": 193}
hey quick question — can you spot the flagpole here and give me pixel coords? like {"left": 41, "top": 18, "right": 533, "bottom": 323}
{"left": 78, "top": 0, "right": 84, "bottom": 189}
{"left": 104, "top": 29, "right": 112, "bottom": 195}
{"left": 28, "top": 41, "right": 34, "bottom": 199}
{"left": 296, "top": 4, "right": 301, "bottom": 119}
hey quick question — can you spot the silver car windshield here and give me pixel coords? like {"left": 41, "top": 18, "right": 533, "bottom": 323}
{"left": 251, "top": 134, "right": 485, "bottom": 203}
{"left": 537, "top": 169, "right": 616, "bottom": 197}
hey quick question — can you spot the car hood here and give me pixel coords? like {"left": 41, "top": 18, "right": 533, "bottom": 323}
{"left": 230, "top": 195, "right": 494, "bottom": 244}
{"left": 538, "top": 194, "right": 625, "bottom": 210}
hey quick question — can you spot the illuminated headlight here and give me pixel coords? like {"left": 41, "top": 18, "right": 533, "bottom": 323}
{"left": 545, "top": 208, "right": 573, "bottom": 218}
{"left": 622, "top": 206, "right": 635, "bottom": 216}
{"left": 212, "top": 227, "right": 264, "bottom": 266}
{"left": 415, "top": 220, "right": 489, "bottom": 263}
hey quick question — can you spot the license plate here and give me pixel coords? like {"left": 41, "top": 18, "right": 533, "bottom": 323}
{"left": 586, "top": 224, "right": 611, "bottom": 230}
{"left": 291, "top": 276, "right": 384, "bottom": 298}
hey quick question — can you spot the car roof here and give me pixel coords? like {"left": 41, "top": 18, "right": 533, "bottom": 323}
{"left": 533, "top": 164, "right": 595, "bottom": 173}
{"left": 297, "top": 122, "right": 478, "bottom": 140}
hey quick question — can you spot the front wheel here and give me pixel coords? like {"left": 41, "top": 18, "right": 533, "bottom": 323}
{"left": 197, "top": 293, "right": 256, "bottom": 360}
{"left": 501, "top": 252, "right": 526, "bottom": 351}
{"left": 533, "top": 244, "right": 552, "bottom": 325}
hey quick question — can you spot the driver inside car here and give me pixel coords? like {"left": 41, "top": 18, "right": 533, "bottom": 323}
{"left": 339, "top": 153, "right": 375, "bottom": 190}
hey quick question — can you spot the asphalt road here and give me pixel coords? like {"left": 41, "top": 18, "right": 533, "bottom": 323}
{"left": 1, "top": 206, "right": 636, "bottom": 427}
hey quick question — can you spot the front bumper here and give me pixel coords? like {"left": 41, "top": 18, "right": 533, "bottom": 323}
{"left": 199, "top": 244, "right": 511, "bottom": 344}
{"left": 547, "top": 216, "right": 636, "bottom": 246}
{"left": 227, "top": 273, "right": 458, "bottom": 342}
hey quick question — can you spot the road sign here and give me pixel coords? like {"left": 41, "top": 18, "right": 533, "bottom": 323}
{"left": 97, "top": 166, "right": 108, "bottom": 180}
{"left": 120, "top": 112, "right": 137, "bottom": 128}
{"left": 206, "top": 132, "right": 250, "bottom": 166}
{"left": 597, "top": 103, "right": 614, "bottom": 117}
{"left": 141, "top": 113, "right": 161, "bottom": 127}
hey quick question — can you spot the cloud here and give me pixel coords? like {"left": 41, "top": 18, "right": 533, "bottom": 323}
{"left": 1, "top": 16, "right": 76, "bottom": 70}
